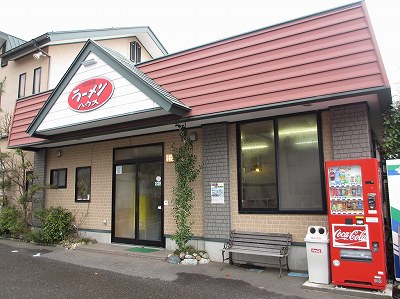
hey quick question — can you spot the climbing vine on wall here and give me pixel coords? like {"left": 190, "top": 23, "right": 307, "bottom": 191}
{"left": 172, "top": 123, "right": 201, "bottom": 252}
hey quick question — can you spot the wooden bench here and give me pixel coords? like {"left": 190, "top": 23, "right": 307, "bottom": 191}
{"left": 221, "top": 230, "right": 292, "bottom": 278}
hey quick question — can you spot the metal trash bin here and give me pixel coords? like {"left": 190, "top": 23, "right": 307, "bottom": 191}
{"left": 304, "top": 226, "right": 331, "bottom": 284}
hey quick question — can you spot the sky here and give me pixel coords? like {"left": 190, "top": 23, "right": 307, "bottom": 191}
{"left": 1, "top": 0, "right": 399, "bottom": 99}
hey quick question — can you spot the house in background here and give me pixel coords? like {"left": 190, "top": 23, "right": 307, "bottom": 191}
{"left": 0, "top": 31, "right": 26, "bottom": 56}
{"left": 6, "top": 1, "right": 392, "bottom": 271}
{"left": 0, "top": 31, "right": 26, "bottom": 122}
{"left": 0, "top": 26, "right": 167, "bottom": 114}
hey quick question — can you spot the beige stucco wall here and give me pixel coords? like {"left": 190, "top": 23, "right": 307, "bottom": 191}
{"left": 228, "top": 111, "right": 332, "bottom": 243}
{"left": 46, "top": 128, "right": 204, "bottom": 237}
{"left": 0, "top": 50, "right": 50, "bottom": 114}
{"left": 48, "top": 37, "right": 152, "bottom": 89}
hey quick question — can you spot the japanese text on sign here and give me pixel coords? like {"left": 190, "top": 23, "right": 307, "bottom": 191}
{"left": 68, "top": 78, "right": 114, "bottom": 112}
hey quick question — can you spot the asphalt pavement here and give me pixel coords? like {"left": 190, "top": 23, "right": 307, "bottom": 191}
{"left": 0, "top": 239, "right": 391, "bottom": 299}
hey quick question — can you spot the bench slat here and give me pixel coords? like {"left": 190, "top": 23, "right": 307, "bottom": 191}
{"left": 232, "top": 240, "right": 285, "bottom": 246}
{"left": 232, "top": 231, "right": 291, "bottom": 238}
{"left": 225, "top": 248, "right": 285, "bottom": 257}
{"left": 231, "top": 234, "right": 292, "bottom": 242}
{"left": 225, "top": 246, "right": 283, "bottom": 254}
{"left": 232, "top": 239, "right": 290, "bottom": 246}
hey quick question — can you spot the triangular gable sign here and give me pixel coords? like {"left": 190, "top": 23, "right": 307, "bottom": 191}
{"left": 28, "top": 40, "right": 189, "bottom": 137}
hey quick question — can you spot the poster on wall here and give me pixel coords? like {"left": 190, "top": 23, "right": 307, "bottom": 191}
{"left": 211, "top": 183, "right": 224, "bottom": 204}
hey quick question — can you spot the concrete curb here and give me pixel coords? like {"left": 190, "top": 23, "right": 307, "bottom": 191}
{"left": 74, "top": 246, "right": 167, "bottom": 261}
{"left": 302, "top": 280, "right": 392, "bottom": 298}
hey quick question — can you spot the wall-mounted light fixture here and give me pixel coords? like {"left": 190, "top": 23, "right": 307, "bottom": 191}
{"left": 57, "top": 149, "right": 62, "bottom": 157}
{"left": 32, "top": 45, "right": 51, "bottom": 59}
{"left": 189, "top": 132, "right": 197, "bottom": 141}
{"left": 165, "top": 154, "right": 174, "bottom": 163}
{"left": 33, "top": 52, "right": 45, "bottom": 60}
{"left": 82, "top": 58, "right": 97, "bottom": 67}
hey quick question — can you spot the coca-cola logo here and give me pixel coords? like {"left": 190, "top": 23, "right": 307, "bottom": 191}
{"left": 68, "top": 78, "right": 114, "bottom": 112}
{"left": 334, "top": 229, "right": 367, "bottom": 242}
{"left": 332, "top": 225, "right": 369, "bottom": 249}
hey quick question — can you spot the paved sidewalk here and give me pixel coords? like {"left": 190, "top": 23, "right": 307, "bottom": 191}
{"left": 0, "top": 239, "right": 393, "bottom": 298}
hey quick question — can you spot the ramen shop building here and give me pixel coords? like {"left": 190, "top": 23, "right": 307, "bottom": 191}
{"left": 7, "top": 2, "right": 391, "bottom": 270}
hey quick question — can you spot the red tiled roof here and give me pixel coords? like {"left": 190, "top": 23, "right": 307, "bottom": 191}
{"left": 8, "top": 2, "right": 389, "bottom": 148}
{"left": 138, "top": 2, "right": 389, "bottom": 116}
{"left": 7, "top": 91, "right": 50, "bottom": 148}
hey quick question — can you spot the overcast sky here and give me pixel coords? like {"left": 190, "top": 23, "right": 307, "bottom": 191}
{"left": 2, "top": 0, "right": 399, "bottom": 97}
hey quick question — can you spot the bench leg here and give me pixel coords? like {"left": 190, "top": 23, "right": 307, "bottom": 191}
{"left": 221, "top": 251, "right": 225, "bottom": 270}
{"left": 279, "top": 257, "right": 282, "bottom": 278}
{"left": 286, "top": 255, "right": 290, "bottom": 273}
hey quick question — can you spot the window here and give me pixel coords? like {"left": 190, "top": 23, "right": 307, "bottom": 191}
{"left": 238, "top": 113, "right": 324, "bottom": 213}
{"left": 50, "top": 168, "right": 67, "bottom": 188}
{"left": 33, "top": 67, "right": 41, "bottom": 94}
{"left": 75, "top": 167, "right": 91, "bottom": 202}
{"left": 130, "top": 41, "right": 141, "bottom": 63}
{"left": 18, "top": 73, "right": 26, "bottom": 98}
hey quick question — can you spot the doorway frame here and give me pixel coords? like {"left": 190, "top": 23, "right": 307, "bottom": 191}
{"left": 111, "top": 143, "right": 165, "bottom": 247}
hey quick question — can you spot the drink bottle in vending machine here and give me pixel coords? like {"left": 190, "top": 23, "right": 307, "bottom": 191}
{"left": 325, "top": 158, "right": 387, "bottom": 290}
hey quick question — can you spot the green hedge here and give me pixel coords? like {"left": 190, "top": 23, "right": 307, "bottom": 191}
{"left": 33, "top": 207, "right": 74, "bottom": 244}
{"left": 0, "top": 207, "right": 26, "bottom": 237}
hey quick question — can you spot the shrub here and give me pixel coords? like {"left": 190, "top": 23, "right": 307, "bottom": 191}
{"left": 34, "top": 207, "right": 74, "bottom": 244}
{"left": 0, "top": 207, "right": 26, "bottom": 237}
{"left": 26, "top": 228, "right": 47, "bottom": 244}
{"left": 382, "top": 100, "right": 400, "bottom": 159}
{"left": 173, "top": 245, "right": 197, "bottom": 256}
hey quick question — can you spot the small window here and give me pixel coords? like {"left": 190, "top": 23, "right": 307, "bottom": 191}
{"left": 33, "top": 67, "right": 41, "bottom": 94}
{"left": 50, "top": 168, "right": 67, "bottom": 188}
{"left": 18, "top": 73, "right": 26, "bottom": 98}
{"left": 130, "top": 41, "right": 141, "bottom": 63}
{"left": 75, "top": 167, "right": 91, "bottom": 202}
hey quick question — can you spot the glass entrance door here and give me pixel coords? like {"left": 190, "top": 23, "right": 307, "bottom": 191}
{"left": 137, "top": 162, "right": 162, "bottom": 242}
{"left": 112, "top": 145, "right": 164, "bottom": 247}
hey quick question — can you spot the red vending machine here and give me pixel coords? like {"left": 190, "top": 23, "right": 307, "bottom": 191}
{"left": 325, "top": 158, "right": 386, "bottom": 290}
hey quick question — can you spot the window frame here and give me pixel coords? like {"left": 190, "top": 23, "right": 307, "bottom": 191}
{"left": 32, "top": 67, "right": 41, "bottom": 94}
{"left": 237, "top": 111, "right": 326, "bottom": 215}
{"left": 50, "top": 168, "right": 67, "bottom": 189}
{"left": 75, "top": 166, "right": 91, "bottom": 202}
{"left": 130, "top": 41, "right": 142, "bottom": 63}
{"left": 18, "top": 73, "right": 26, "bottom": 98}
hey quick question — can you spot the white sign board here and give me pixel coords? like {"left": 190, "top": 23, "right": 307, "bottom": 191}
{"left": 211, "top": 183, "right": 224, "bottom": 204}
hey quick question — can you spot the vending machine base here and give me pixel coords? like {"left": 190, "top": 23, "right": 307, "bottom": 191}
{"left": 332, "top": 280, "right": 386, "bottom": 291}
